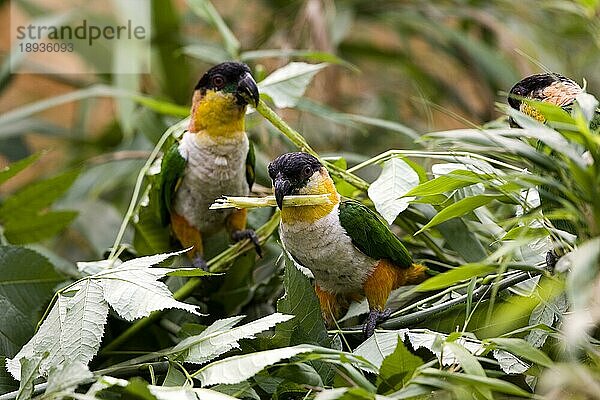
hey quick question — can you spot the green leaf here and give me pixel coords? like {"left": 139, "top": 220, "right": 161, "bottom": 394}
{"left": 275, "top": 254, "right": 333, "bottom": 384}
{"left": 171, "top": 313, "right": 294, "bottom": 364}
{"left": 502, "top": 226, "right": 549, "bottom": 241}
{"left": 258, "top": 62, "right": 328, "bottom": 108}
{"left": 377, "top": 336, "right": 423, "bottom": 394}
{"left": 404, "top": 170, "right": 486, "bottom": 197}
{"left": 275, "top": 254, "right": 331, "bottom": 348}
{"left": 415, "top": 264, "right": 496, "bottom": 291}
{"left": 444, "top": 342, "right": 492, "bottom": 400}
{"left": 3, "top": 211, "right": 78, "bottom": 244}
{"left": 195, "top": 345, "right": 314, "bottom": 386}
{"left": 0, "top": 169, "right": 80, "bottom": 218}
{"left": 133, "top": 204, "right": 172, "bottom": 255}
{"left": 7, "top": 250, "right": 201, "bottom": 380}
{"left": 96, "top": 252, "right": 202, "bottom": 321}
{"left": 368, "top": 158, "right": 419, "bottom": 225}
{"left": 162, "top": 363, "right": 187, "bottom": 387}
{"left": 0, "top": 245, "right": 63, "bottom": 359}
{"left": 0, "top": 153, "right": 40, "bottom": 186}
{"left": 487, "top": 338, "right": 554, "bottom": 368}
{"left": 416, "top": 195, "right": 500, "bottom": 234}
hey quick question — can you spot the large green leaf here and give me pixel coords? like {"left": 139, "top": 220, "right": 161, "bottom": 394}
{"left": 274, "top": 254, "right": 330, "bottom": 348}
{"left": 0, "top": 246, "right": 62, "bottom": 395}
{"left": 3, "top": 211, "right": 78, "bottom": 244}
{"left": 0, "top": 169, "right": 80, "bottom": 218}
{"left": 377, "top": 337, "right": 423, "bottom": 394}
{"left": 0, "top": 246, "right": 64, "bottom": 358}
{"left": 7, "top": 251, "right": 202, "bottom": 380}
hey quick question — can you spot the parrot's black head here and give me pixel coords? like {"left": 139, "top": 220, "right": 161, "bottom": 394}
{"left": 268, "top": 152, "right": 324, "bottom": 209}
{"left": 508, "top": 73, "right": 566, "bottom": 110}
{"left": 194, "top": 61, "right": 259, "bottom": 107}
{"left": 508, "top": 73, "right": 581, "bottom": 127}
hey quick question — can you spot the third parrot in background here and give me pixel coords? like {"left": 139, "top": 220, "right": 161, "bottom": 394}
{"left": 508, "top": 73, "right": 599, "bottom": 129}
{"left": 268, "top": 152, "right": 430, "bottom": 337}
{"left": 155, "top": 62, "right": 261, "bottom": 267}
{"left": 508, "top": 73, "right": 599, "bottom": 266}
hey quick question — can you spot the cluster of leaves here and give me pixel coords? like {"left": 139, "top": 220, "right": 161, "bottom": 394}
{"left": 2, "top": 0, "right": 600, "bottom": 399}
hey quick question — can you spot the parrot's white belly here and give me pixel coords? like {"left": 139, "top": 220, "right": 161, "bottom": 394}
{"left": 173, "top": 131, "right": 249, "bottom": 235}
{"left": 279, "top": 204, "right": 377, "bottom": 294}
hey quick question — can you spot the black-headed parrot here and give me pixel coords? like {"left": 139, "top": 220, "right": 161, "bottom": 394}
{"left": 268, "top": 152, "right": 430, "bottom": 337}
{"left": 155, "top": 61, "right": 261, "bottom": 267}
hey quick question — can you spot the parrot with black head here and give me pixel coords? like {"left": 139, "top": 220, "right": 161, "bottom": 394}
{"left": 155, "top": 61, "right": 261, "bottom": 267}
{"left": 268, "top": 152, "right": 431, "bottom": 337}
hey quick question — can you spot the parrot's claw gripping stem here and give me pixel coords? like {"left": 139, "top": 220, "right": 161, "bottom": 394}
{"left": 232, "top": 229, "right": 263, "bottom": 257}
{"left": 545, "top": 250, "right": 558, "bottom": 272}
{"left": 362, "top": 308, "right": 392, "bottom": 339}
{"left": 192, "top": 256, "right": 209, "bottom": 271}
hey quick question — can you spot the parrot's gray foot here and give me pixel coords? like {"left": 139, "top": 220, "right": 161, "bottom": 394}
{"left": 192, "top": 256, "right": 208, "bottom": 271}
{"left": 232, "top": 229, "right": 263, "bottom": 257}
{"left": 362, "top": 308, "right": 392, "bottom": 339}
{"left": 545, "top": 250, "right": 558, "bottom": 271}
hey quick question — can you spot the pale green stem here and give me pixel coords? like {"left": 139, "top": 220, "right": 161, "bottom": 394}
{"left": 347, "top": 149, "right": 523, "bottom": 173}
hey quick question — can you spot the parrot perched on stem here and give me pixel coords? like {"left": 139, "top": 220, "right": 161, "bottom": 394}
{"left": 508, "top": 73, "right": 600, "bottom": 267}
{"left": 155, "top": 62, "right": 261, "bottom": 268}
{"left": 268, "top": 152, "right": 429, "bottom": 337}
{"left": 508, "top": 73, "right": 599, "bottom": 129}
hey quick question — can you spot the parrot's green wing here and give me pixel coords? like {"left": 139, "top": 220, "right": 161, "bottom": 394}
{"left": 338, "top": 199, "right": 412, "bottom": 267}
{"left": 156, "top": 143, "right": 187, "bottom": 226}
{"left": 245, "top": 140, "right": 256, "bottom": 190}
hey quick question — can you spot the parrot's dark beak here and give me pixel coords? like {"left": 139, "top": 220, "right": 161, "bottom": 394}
{"left": 273, "top": 175, "right": 292, "bottom": 209}
{"left": 237, "top": 72, "right": 260, "bottom": 107}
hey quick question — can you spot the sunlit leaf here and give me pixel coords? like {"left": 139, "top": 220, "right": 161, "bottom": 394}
{"left": 368, "top": 158, "right": 419, "bottom": 225}
{"left": 258, "top": 62, "right": 327, "bottom": 108}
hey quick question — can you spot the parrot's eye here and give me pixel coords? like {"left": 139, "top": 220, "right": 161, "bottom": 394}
{"left": 212, "top": 75, "right": 225, "bottom": 88}
{"left": 301, "top": 166, "right": 313, "bottom": 179}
